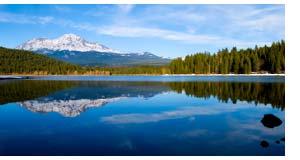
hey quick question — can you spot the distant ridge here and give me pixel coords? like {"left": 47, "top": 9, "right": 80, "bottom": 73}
{"left": 16, "top": 34, "right": 171, "bottom": 67}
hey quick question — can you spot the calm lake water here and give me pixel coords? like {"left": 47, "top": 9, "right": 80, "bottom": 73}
{"left": 0, "top": 76, "right": 285, "bottom": 155}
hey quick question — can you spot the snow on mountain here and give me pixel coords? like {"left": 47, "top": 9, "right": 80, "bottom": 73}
{"left": 15, "top": 33, "right": 171, "bottom": 66}
{"left": 16, "top": 33, "right": 120, "bottom": 53}
{"left": 19, "top": 97, "right": 124, "bottom": 117}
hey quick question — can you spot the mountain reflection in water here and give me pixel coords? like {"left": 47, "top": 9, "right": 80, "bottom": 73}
{"left": 0, "top": 77, "right": 285, "bottom": 155}
{"left": 0, "top": 80, "right": 284, "bottom": 117}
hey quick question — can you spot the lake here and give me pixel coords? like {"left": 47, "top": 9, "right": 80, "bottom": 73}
{"left": 0, "top": 76, "right": 285, "bottom": 155}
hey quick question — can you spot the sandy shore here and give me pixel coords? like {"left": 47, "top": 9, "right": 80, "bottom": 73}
{"left": 0, "top": 74, "right": 285, "bottom": 78}
{"left": 161, "top": 73, "right": 285, "bottom": 76}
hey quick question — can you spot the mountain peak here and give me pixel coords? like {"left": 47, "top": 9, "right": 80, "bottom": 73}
{"left": 16, "top": 33, "right": 119, "bottom": 53}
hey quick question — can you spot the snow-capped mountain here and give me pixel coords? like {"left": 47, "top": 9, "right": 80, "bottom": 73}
{"left": 16, "top": 33, "right": 171, "bottom": 66}
{"left": 16, "top": 33, "right": 119, "bottom": 53}
{"left": 20, "top": 97, "right": 124, "bottom": 117}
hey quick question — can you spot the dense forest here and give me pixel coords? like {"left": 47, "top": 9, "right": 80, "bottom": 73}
{"left": 0, "top": 41, "right": 284, "bottom": 75}
{"left": 0, "top": 47, "right": 109, "bottom": 75}
{"left": 169, "top": 40, "right": 285, "bottom": 74}
{"left": 103, "top": 65, "right": 170, "bottom": 75}
{"left": 105, "top": 40, "right": 285, "bottom": 75}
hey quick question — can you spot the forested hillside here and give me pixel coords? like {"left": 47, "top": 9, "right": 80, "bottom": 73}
{"left": 169, "top": 40, "right": 285, "bottom": 74}
{"left": 0, "top": 47, "right": 109, "bottom": 75}
{"left": 104, "top": 65, "right": 170, "bottom": 75}
{"left": 0, "top": 40, "right": 285, "bottom": 75}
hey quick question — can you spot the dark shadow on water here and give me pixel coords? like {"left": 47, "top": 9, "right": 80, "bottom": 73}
{"left": 168, "top": 82, "right": 285, "bottom": 110}
{"left": 261, "top": 114, "right": 283, "bottom": 128}
{"left": 0, "top": 80, "right": 76, "bottom": 105}
{"left": 260, "top": 140, "right": 269, "bottom": 148}
{"left": 259, "top": 114, "right": 284, "bottom": 151}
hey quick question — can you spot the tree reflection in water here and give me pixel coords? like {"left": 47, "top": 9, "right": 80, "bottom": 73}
{"left": 0, "top": 80, "right": 284, "bottom": 110}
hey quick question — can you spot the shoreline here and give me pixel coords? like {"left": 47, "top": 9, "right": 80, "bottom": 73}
{"left": 0, "top": 73, "right": 285, "bottom": 79}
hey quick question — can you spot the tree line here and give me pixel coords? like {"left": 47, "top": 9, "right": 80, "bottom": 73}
{"left": 169, "top": 40, "right": 285, "bottom": 74}
{"left": 0, "top": 40, "right": 285, "bottom": 75}
{"left": 0, "top": 47, "right": 110, "bottom": 75}
{"left": 102, "top": 65, "right": 170, "bottom": 75}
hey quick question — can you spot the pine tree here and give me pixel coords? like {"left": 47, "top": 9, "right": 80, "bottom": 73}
{"left": 169, "top": 40, "right": 284, "bottom": 74}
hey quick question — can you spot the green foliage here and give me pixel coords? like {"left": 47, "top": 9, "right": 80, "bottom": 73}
{"left": 169, "top": 40, "right": 285, "bottom": 74}
{"left": 0, "top": 40, "right": 285, "bottom": 75}
{"left": 103, "top": 65, "right": 170, "bottom": 75}
{"left": 0, "top": 47, "right": 109, "bottom": 75}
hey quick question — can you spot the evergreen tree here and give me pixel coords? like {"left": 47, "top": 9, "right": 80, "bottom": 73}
{"left": 169, "top": 40, "right": 285, "bottom": 74}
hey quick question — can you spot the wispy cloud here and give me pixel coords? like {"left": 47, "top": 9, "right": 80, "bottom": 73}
{"left": 83, "top": 5, "right": 283, "bottom": 47}
{"left": 95, "top": 25, "right": 269, "bottom": 47}
{"left": 100, "top": 103, "right": 252, "bottom": 124}
{"left": 0, "top": 9, "right": 274, "bottom": 48}
{"left": 0, "top": 5, "right": 284, "bottom": 52}
{"left": 38, "top": 16, "right": 54, "bottom": 24}
{"left": 0, "top": 12, "right": 53, "bottom": 24}
{"left": 140, "top": 5, "right": 206, "bottom": 26}
{"left": 97, "top": 25, "right": 220, "bottom": 43}
{"left": 238, "top": 14, "right": 284, "bottom": 32}
{"left": 53, "top": 5, "right": 72, "bottom": 13}
{"left": 207, "top": 5, "right": 285, "bottom": 38}
{"left": 116, "top": 4, "right": 135, "bottom": 14}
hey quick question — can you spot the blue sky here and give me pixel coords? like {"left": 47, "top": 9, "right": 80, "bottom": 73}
{"left": 0, "top": 4, "right": 284, "bottom": 58}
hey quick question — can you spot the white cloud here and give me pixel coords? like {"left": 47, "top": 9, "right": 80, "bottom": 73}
{"left": 96, "top": 25, "right": 219, "bottom": 42}
{"left": 95, "top": 25, "right": 270, "bottom": 48}
{"left": 101, "top": 103, "right": 250, "bottom": 124}
{"left": 0, "top": 12, "right": 53, "bottom": 25}
{"left": 32, "top": 14, "right": 273, "bottom": 48}
{"left": 210, "top": 5, "right": 285, "bottom": 37}
{"left": 37, "top": 16, "right": 54, "bottom": 24}
{"left": 0, "top": 5, "right": 284, "bottom": 50}
{"left": 238, "top": 14, "right": 284, "bottom": 32}
{"left": 116, "top": 4, "right": 135, "bottom": 14}
{"left": 141, "top": 6, "right": 206, "bottom": 25}
{"left": 89, "top": 5, "right": 283, "bottom": 48}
